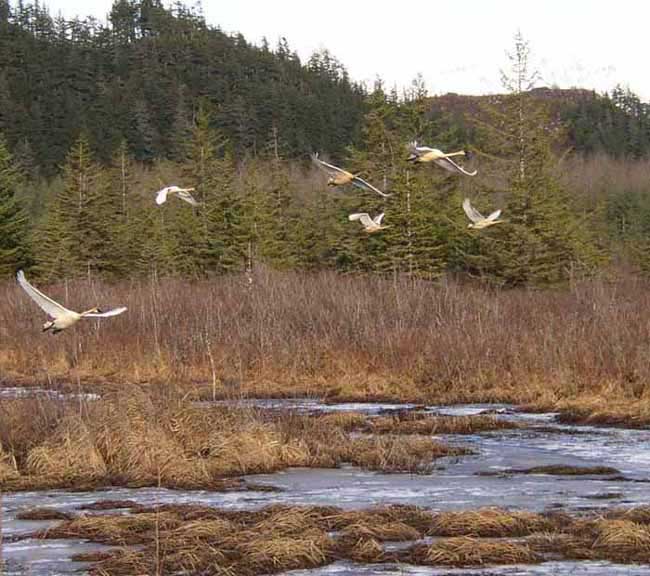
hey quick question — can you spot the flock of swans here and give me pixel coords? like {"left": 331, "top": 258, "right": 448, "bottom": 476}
{"left": 313, "top": 141, "right": 501, "bottom": 233}
{"left": 16, "top": 141, "right": 503, "bottom": 333}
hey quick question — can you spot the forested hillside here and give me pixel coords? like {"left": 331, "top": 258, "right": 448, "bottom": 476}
{"left": 0, "top": 0, "right": 365, "bottom": 173}
{"left": 1, "top": 2, "right": 649, "bottom": 285}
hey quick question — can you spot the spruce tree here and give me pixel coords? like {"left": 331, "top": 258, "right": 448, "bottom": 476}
{"left": 0, "top": 135, "right": 29, "bottom": 276}
{"left": 465, "top": 33, "right": 604, "bottom": 286}
{"left": 33, "top": 135, "right": 116, "bottom": 279}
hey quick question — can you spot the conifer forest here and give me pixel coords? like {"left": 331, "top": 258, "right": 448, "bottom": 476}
{"left": 1, "top": 0, "right": 650, "bottom": 284}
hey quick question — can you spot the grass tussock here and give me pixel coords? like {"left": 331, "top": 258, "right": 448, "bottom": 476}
{"left": 427, "top": 508, "right": 554, "bottom": 538}
{"left": 15, "top": 507, "right": 73, "bottom": 521}
{"left": 4, "top": 270, "right": 650, "bottom": 421}
{"left": 406, "top": 537, "right": 540, "bottom": 566}
{"left": 0, "top": 442, "right": 18, "bottom": 481}
{"left": 356, "top": 413, "right": 521, "bottom": 435}
{"left": 0, "top": 391, "right": 467, "bottom": 490}
{"left": 509, "top": 465, "right": 621, "bottom": 476}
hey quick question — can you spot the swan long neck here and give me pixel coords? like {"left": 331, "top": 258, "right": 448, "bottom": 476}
{"left": 80, "top": 307, "right": 100, "bottom": 316}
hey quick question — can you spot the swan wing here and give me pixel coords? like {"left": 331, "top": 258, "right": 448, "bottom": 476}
{"left": 349, "top": 213, "right": 374, "bottom": 227}
{"left": 374, "top": 212, "right": 385, "bottom": 225}
{"left": 351, "top": 176, "right": 391, "bottom": 198}
{"left": 436, "top": 156, "right": 477, "bottom": 176}
{"left": 83, "top": 307, "right": 128, "bottom": 318}
{"left": 408, "top": 141, "right": 434, "bottom": 154}
{"left": 155, "top": 187, "right": 170, "bottom": 205}
{"left": 311, "top": 153, "right": 348, "bottom": 177}
{"left": 486, "top": 209, "right": 502, "bottom": 222}
{"left": 16, "top": 270, "right": 74, "bottom": 319}
{"left": 462, "top": 198, "right": 485, "bottom": 223}
{"left": 177, "top": 189, "right": 200, "bottom": 206}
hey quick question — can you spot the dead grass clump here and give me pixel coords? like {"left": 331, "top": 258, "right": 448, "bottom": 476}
{"left": 316, "top": 411, "right": 369, "bottom": 431}
{"left": 0, "top": 442, "right": 19, "bottom": 481}
{"left": 511, "top": 465, "right": 620, "bottom": 476}
{"left": 591, "top": 519, "right": 650, "bottom": 562}
{"left": 428, "top": 508, "right": 553, "bottom": 538}
{"left": 338, "top": 521, "right": 421, "bottom": 544}
{"left": 607, "top": 507, "right": 650, "bottom": 525}
{"left": 238, "top": 529, "right": 334, "bottom": 574}
{"left": 165, "top": 518, "right": 238, "bottom": 548}
{"left": 78, "top": 500, "right": 142, "bottom": 511}
{"left": 527, "top": 531, "right": 594, "bottom": 560}
{"left": 363, "top": 414, "right": 520, "bottom": 435}
{"left": 340, "top": 535, "right": 387, "bottom": 563}
{"left": 206, "top": 421, "right": 307, "bottom": 476}
{"left": 70, "top": 551, "right": 115, "bottom": 562}
{"left": 407, "top": 537, "right": 540, "bottom": 566}
{"left": 25, "top": 417, "right": 107, "bottom": 483}
{"left": 551, "top": 398, "right": 650, "bottom": 428}
{"left": 16, "top": 507, "right": 73, "bottom": 521}
{"left": 93, "top": 391, "right": 210, "bottom": 488}
{"left": 42, "top": 512, "right": 182, "bottom": 545}
{"left": 251, "top": 505, "right": 335, "bottom": 536}
{"left": 347, "top": 435, "right": 470, "bottom": 473}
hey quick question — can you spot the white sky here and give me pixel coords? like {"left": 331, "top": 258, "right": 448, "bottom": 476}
{"left": 40, "top": 0, "right": 650, "bottom": 100}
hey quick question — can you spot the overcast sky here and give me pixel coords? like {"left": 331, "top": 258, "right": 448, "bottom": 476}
{"left": 40, "top": 0, "right": 650, "bottom": 100}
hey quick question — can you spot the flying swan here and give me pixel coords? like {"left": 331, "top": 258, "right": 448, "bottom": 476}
{"left": 155, "top": 186, "right": 200, "bottom": 206}
{"left": 407, "top": 142, "right": 477, "bottom": 176}
{"left": 312, "top": 154, "right": 391, "bottom": 198}
{"left": 348, "top": 212, "right": 389, "bottom": 233}
{"left": 16, "top": 270, "right": 127, "bottom": 334}
{"left": 462, "top": 198, "right": 503, "bottom": 229}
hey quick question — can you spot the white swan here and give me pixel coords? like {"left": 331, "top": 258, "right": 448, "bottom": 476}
{"left": 348, "top": 212, "right": 389, "bottom": 233}
{"left": 462, "top": 198, "right": 503, "bottom": 229}
{"left": 16, "top": 271, "right": 127, "bottom": 334}
{"left": 407, "top": 142, "right": 477, "bottom": 176}
{"left": 312, "top": 154, "right": 391, "bottom": 198}
{"left": 155, "top": 186, "right": 200, "bottom": 206}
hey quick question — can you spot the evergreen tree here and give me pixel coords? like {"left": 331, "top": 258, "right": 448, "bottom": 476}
{"left": 33, "top": 135, "right": 117, "bottom": 279}
{"left": 465, "top": 33, "right": 604, "bottom": 286}
{"left": 182, "top": 103, "right": 248, "bottom": 274}
{"left": 0, "top": 135, "right": 29, "bottom": 275}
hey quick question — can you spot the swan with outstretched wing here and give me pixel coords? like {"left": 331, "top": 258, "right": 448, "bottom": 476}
{"left": 407, "top": 141, "right": 477, "bottom": 176}
{"left": 17, "top": 270, "right": 127, "bottom": 334}
{"left": 348, "top": 212, "right": 389, "bottom": 233}
{"left": 462, "top": 198, "right": 503, "bottom": 229}
{"left": 312, "top": 154, "right": 391, "bottom": 198}
{"left": 155, "top": 186, "right": 200, "bottom": 206}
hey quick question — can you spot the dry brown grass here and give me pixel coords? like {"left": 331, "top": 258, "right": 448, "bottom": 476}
{"left": 22, "top": 503, "right": 650, "bottom": 572}
{"left": 508, "top": 465, "right": 620, "bottom": 476}
{"left": 406, "top": 537, "right": 541, "bottom": 566}
{"left": 427, "top": 508, "right": 554, "bottom": 538}
{"left": 3, "top": 270, "right": 650, "bottom": 422}
{"left": 15, "top": 508, "right": 73, "bottom": 521}
{"left": 356, "top": 413, "right": 521, "bottom": 435}
{"left": 0, "top": 391, "right": 467, "bottom": 490}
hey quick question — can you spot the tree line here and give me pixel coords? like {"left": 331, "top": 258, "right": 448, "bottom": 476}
{"left": 1, "top": 4, "right": 650, "bottom": 285}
